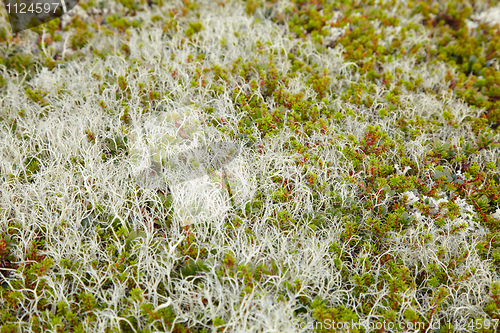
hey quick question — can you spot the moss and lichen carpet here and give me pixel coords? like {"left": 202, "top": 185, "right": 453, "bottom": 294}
{"left": 1, "top": 0, "right": 500, "bottom": 331}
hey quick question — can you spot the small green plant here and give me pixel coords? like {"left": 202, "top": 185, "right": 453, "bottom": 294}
{"left": 185, "top": 21, "right": 203, "bottom": 37}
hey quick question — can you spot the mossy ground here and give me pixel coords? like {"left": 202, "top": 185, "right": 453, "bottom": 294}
{"left": 1, "top": 0, "right": 500, "bottom": 331}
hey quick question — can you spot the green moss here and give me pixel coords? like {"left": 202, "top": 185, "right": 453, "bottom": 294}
{"left": 310, "top": 298, "right": 359, "bottom": 332}
{"left": 185, "top": 21, "right": 203, "bottom": 37}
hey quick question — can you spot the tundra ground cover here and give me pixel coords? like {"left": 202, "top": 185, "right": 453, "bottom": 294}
{"left": 1, "top": 0, "right": 500, "bottom": 331}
